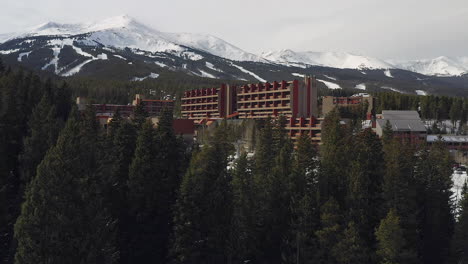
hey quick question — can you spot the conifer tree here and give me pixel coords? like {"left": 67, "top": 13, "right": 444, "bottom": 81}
{"left": 451, "top": 182, "right": 468, "bottom": 263}
{"left": 375, "top": 208, "right": 408, "bottom": 264}
{"left": 346, "top": 129, "right": 385, "bottom": 250}
{"left": 381, "top": 138, "right": 419, "bottom": 262}
{"left": 286, "top": 134, "right": 319, "bottom": 264}
{"left": 171, "top": 122, "right": 233, "bottom": 263}
{"left": 415, "top": 141, "right": 455, "bottom": 264}
{"left": 231, "top": 152, "right": 256, "bottom": 262}
{"left": 315, "top": 198, "right": 342, "bottom": 264}
{"left": 333, "top": 221, "right": 370, "bottom": 264}
{"left": 126, "top": 120, "right": 159, "bottom": 262}
{"left": 19, "top": 92, "right": 62, "bottom": 188}
{"left": 14, "top": 108, "right": 117, "bottom": 264}
{"left": 319, "top": 108, "right": 348, "bottom": 205}
{"left": 132, "top": 102, "right": 148, "bottom": 129}
{"left": 98, "top": 112, "right": 136, "bottom": 262}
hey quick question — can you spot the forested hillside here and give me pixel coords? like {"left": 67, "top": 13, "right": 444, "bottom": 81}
{"left": 1, "top": 57, "right": 468, "bottom": 264}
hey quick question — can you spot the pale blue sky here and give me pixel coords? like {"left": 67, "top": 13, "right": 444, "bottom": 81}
{"left": 1, "top": 0, "right": 467, "bottom": 60}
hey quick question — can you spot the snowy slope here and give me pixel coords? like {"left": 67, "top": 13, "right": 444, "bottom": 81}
{"left": 163, "top": 33, "right": 264, "bottom": 62}
{"left": 0, "top": 15, "right": 263, "bottom": 62}
{"left": 261, "top": 49, "right": 394, "bottom": 70}
{"left": 392, "top": 56, "right": 468, "bottom": 76}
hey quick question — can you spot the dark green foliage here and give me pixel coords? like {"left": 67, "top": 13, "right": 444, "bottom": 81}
{"left": 375, "top": 208, "right": 407, "bottom": 264}
{"left": 333, "top": 221, "right": 370, "bottom": 264}
{"left": 346, "top": 129, "right": 385, "bottom": 251}
{"left": 19, "top": 93, "right": 62, "bottom": 188}
{"left": 319, "top": 108, "right": 349, "bottom": 206}
{"left": 414, "top": 140, "right": 455, "bottom": 264}
{"left": 451, "top": 182, "right": 468, "bottom": 263}
{"left": 97, "top": 113, "right": 136, "bottom": 262}
{"left": 230, "top": 152, "right": 255, "bottom": 262}
{"left": 14, "top": 109, "right": 117, "bottom": 264}
{"left": 285, "top": 134, "right": 319, "bottom": 264}
{"left": 315, "top": 198, "right": 342, "bottom": 264}
{"left": 132, "top": 102, "right": 148, "bottom": 129}
{"left": 171, "top": 122, "right": 233, "bottom": 263}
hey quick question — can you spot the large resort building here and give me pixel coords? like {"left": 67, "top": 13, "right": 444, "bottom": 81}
{"left": 181, "top": 77, "right": 322, "bottom": 143}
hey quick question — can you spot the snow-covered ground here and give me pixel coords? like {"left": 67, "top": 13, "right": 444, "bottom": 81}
{"left": 317, "top": 79, "right": 341, "bottom": 89}
{"left": 381, "top": 86, "right": 403, "bottom": 93}
{"left": 384, "top": 69, "right": 394, "bottom": 78}
{"left": 292, "top": 73, "right": 305, "bottom": 78}
{"left": 205, "top": 62, "right": 223, "bottom": 72}
{"left": 261, "top": 49, "right": 394, "bottom": 70}
{"left": 324, "top": 75, "right": 337, "bottom": 81}
{"left": 415, "top": 90, "right": 428, "bottom": 96}
{"left": 230, "top": 63, "right": 266, "bottom": 82}
{"left": 392, "top": 56, "right": 468, "bottom": 77}
{"left": 355, "top": 83, "right": 366, "bottom": 90}
{"left": 131, "top": 72, "right": 160, "bottom": 81}
{"left": 452, "top": 170, "right": 467, "bottom": 206}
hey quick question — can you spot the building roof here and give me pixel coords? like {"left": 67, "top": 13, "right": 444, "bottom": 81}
{"left": 427, "top": 135, "right": 468, "bottom": 143}
{"left": 377, "top": 119, "right": 427, "bottom": 132}
{"left": 381, "top": 110, "right": 421, "bottom": 120}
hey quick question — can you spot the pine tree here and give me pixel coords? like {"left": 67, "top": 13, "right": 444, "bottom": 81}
{"left": 333, "top": 221, "right": 370, "bottom": 264}
{"left": 286, "top": 134, "right": 319, "bottom": 264}
{"left": 451, "top": 182, "right": 468, "bottom": 263}
{"left": 315, "top": 198, "right": 342, "bottom": 264}
{"left": 346, "top": 129, "right": 385, "bottom": 251}
{"left": 14, "top": 108, "right": 117, "bottom": 264}
{"left": 415, "top": 140, "right": 455, "bottom": 264}
{"left": 230, "top": 152, "right": 256, "bottom": 262}
{"left": 381, "top": 138, "right": 419, "bottom": 263}
{"left": 19, "top": 92, "right": 62, "bottom": 188}
{"left": 126, "top": 120, "right": 158, "bottom": 262}
{"left": 319, "top": 108, "right": 349, "bottom": 206}
{"left": 132, "top": 102, "right": 148, "bottom": 129}
{"left": 171, "top": 123, "right": 233, "bottom": 263}
{"left": 98, "top": 113, "right": 136, "bottom": 263}
{"left": 375, "top": 208, "right": 408, "bottom": 264}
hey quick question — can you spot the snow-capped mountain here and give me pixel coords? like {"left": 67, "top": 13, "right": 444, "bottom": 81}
{"left": 0, "top": 15, "right": 263, "bottom": 62}
{"left": 1, "top": 15, "right": 468, "bottom": 97}
{"left": 391, "top": 56, "right": 468, "bottom": 77}
{"left": 261, "top": 49, "right": 395, "bottom": 70}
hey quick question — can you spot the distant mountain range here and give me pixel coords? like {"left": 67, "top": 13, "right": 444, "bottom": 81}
{"left": 1, "top": 15, "right": 467, "bottom": 96}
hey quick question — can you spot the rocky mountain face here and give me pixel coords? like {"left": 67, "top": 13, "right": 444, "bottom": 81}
{"left": 1, "top": 15, "right": 467, "bottom": 97}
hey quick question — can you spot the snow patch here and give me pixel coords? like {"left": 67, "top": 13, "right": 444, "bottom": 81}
{"left": 415, "top": 90, "right": 428, "bottom": 96}
{"left": 155, "top": 61, "right": 167, "bottom": 68}
{"left": 17, "top": 51, "right": 32, "bottom": 62}
{"left": 381, "top": 86, "right": 403, "bottom": 93}
{"left": 384, "top": 69, "right": 394, "bottom": 78}
{"left": 61, "top": 58, "right": 97, "bottom": 76}
{"left": 292, "top": 73, "right": 305, "bottom": 78}
{"left": 113, "top": 54, "right": 126, "bottom": 60}
{"left": 197, "top": 69, "right": 218, "bottom": 79}
{"left": 317, "top": 79, "right": 341, "bottom": 89}
{"left": 0, "top": 49, "right": 20, "bottom": 54}
{"left": 324, "top": 75, "right": 337, "bottom": 81}
{"left": 132, "top": 73, "right": 160, "bottom": 81}
{"left": 452, "top": 171, "right": 467, "bottom": 206}
{"left": 230, "top": 63, "right": 266, "bottom": 82}
{"left": 355, "top": 83, "right": 366, "bottom": 90}
{"left": 41, "top": 47, "right": 62, "bottom": 73}
{"left": 97, "top": 53, "right": 108, "bottom": 60}
{"left": 205, "top": 62, "right": 223, "bottom": 72}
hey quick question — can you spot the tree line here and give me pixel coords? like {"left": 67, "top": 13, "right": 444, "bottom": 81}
{"left": 1, "top": 59, "right": 468, "bottom": 264}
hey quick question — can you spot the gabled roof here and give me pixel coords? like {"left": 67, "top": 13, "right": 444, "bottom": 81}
{"left": 378, "top": 110, "right": 427, "bottom": 132}
{"left": 382, "top": 110, "right": 420, "bottom": 120}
